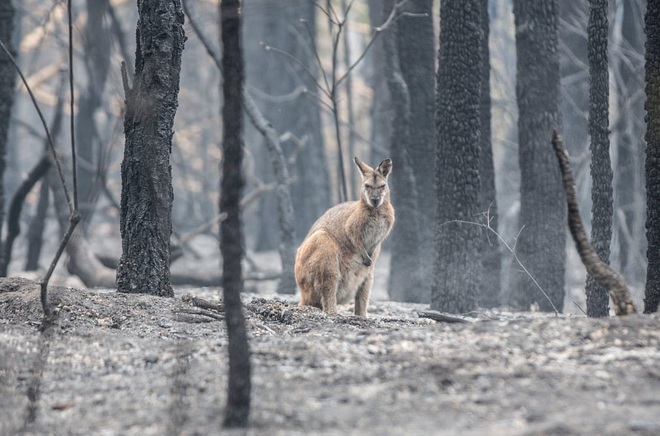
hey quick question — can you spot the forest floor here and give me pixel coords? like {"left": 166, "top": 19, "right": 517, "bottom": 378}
{"left": 1, "top": 277, "right": 660, "bottom": 435}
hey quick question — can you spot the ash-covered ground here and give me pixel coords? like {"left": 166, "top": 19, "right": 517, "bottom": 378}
{"left": 1, "top": 277, "right": 659, "bottom": 435}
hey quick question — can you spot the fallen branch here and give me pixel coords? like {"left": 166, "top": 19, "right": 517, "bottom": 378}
{"left": 182, "top": 295, "right": 224, "bottom": 313}
{"left": 172, "top": 308, "right": 225, "bottom": 322}
{"left": 417, "top": 310, "right": 470, "bottom": 323}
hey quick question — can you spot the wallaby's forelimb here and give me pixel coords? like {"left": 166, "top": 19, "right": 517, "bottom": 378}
{"left": 551, "top": 131, "right": 636, "bottom": 315}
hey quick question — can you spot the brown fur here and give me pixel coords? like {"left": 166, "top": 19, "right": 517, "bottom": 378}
{"left": 552, "top": 131, "right": 636, "bottom": 315}
{"left": 295, "top": 157, "right": 395, "bottom": 317}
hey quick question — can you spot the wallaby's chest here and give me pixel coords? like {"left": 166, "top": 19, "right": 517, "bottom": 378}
{"left": 360, "top": 213, "right": 391, "bottom": 249}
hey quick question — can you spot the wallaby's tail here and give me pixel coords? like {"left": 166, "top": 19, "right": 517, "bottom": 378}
{"left": 552, "top": 131, "right": 636, "bottom": 315}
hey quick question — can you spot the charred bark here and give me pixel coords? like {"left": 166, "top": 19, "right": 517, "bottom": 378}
{"left": 477, "top": 0, "right": 502, "bottom": 308}
{"left": 117, "top": 0, "right": 185, "bottom": 297}
{"left": 585, "top": 0, "right": 612, "bottom": 317}
{"left": 0, "top": 0, "right": 17, "bottom": 274}
{"left": 394, "top": 0, "right": 435, "bottom": 303}
{"left": 645, "top": 0, "right": 660, "bottom": 313}
{"left": 383, "top": 0, "right": 424, "bottom": 303}
{"left": 433, "top": 0, "right": 483, "bottom": 314}
{"left": 220, "top": 0, "right": 251, "bottom": 427}
{"left": 508, "top": 0, "right": 565, "bottom": 312}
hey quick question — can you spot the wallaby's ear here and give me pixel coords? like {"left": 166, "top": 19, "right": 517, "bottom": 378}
{"left": 354, "top": 157, "right": 373, "bottom": 176}
{"left": 376, "top": 158, "right": 392, "bottom": 178}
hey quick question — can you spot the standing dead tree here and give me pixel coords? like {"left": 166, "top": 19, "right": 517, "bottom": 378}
{"left": 382, "top": 0, "right": 424, "bottom": 303}
{"left": 116, "top": 0, "right": 185, "bottom": 297}
{"left": 585, "top": 0, "right": 613, "bottom": 317}
{"left": 645, "top": 0, "right": 660, "bottom": 313}
{"left": 220, "top": 0, "right": 251, "bottom": 427}
{"left": 0, "top": 0, "right": 16, "bottom": 274}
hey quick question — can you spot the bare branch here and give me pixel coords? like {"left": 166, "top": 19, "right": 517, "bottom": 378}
{"left": 261, "top": 43, "right": 332, "bottom": 100}
{"left": 439, "top": 219, "right": 560, "bottom": 316}
{"left": 67, "top": 0, "right": 78, "bottom": 211}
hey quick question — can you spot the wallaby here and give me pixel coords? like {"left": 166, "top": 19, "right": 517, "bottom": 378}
{"left": 295, "top": 157, "right": 395, "bottom": 317}
{"left": 551, "top": 131, "right": 636, "bottom": 315}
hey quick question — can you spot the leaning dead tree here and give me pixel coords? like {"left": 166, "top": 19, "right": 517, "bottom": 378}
{"left": 552, "top": 131, "right": 636, "bottom": 316}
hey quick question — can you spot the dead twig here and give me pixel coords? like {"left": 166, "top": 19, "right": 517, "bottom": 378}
{"left": 440, "top": 216, "right": 561, "bottom": 316}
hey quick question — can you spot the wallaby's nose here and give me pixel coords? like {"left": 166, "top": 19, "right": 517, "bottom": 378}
{"left": 370, "top": 196, "right": 380, "bottom": 205}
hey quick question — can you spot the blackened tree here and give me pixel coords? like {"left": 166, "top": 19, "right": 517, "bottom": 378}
{"left": 585, "top": 0, "right": 612, "bottom": 317}
{"left": 645, "top": 0, "right": 660, "bottom": 313}
{"left": 508, "top": 0, "right": 565, "bottom": 312}
{"left": 116, "top": 0, "right": 185, "bottom": 297}
{"left": 432, "top": 0, "right": 482, "bottom": 314}
{"left": 384, "top": 0, "right": 424, "bottom": 303}
{"left": 391, "top": 0, "right": 435, "bottom": 303}
{"left": 220, "top": 0, "right": 251, "bottom": 426}
{"left": 477, "top": 0, "right": 501, "bottom": 308}
{"left": 0, "top": 0, "right": 17, "bottom": 275}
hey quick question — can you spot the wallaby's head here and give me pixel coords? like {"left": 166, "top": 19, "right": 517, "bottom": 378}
{"left": 354, "top": 157, "right": 392, "bottom": 208}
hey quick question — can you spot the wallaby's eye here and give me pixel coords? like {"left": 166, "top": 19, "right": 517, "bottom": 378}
{"left": 378, "top": 184, "right": 386, "bottom": 190}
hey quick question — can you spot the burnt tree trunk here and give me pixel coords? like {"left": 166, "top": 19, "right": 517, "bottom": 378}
{"left": 585, "top": 0, "right": 612, "bottom": 317}
{"left": 117, "top": 0, "right": 185, "bottom": 297}
{"left": 394, "top": 0, "right": 435, "bottom": 303}
{"left": 0, "top": 0, "right": 17, "bottom": 275}
{"left": 477, "top": 0, "right": 502, "bottom": 308}
{"left": 384, "top": 0, "right": 424, "bottom": 303}
{"left": 508, "top": 0, "right": 565, "bottom": 312}
{"left": 220, "top": 0, "right": 251, "bottom": 427}
{"left": 645, "top": 0, "right": 660, "bottom": 313}
{"left": 432, "top": 0, "right": 483, "bottom": 314}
